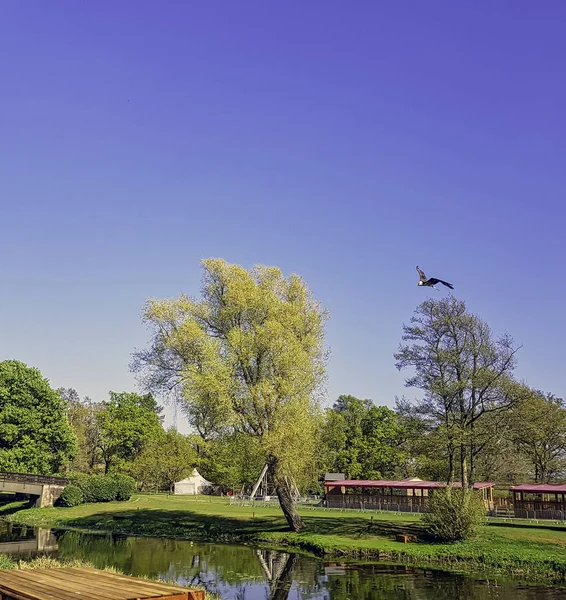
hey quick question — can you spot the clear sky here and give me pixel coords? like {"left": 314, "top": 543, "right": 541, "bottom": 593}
{"left": 1, "top": 2, "right": 565, "bottom": 432}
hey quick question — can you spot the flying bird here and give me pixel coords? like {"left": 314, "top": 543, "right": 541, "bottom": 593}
{"left": 416, "top": 265, "right": 454, "bottom": 290}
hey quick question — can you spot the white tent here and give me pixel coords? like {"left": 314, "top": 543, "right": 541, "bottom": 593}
{"left": 174, "top": 469, "right": 213, "bottom": 495}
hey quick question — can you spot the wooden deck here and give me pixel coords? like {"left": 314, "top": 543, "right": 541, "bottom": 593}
{"left": 0, "top": 567, "right": 204, "bottom": 600}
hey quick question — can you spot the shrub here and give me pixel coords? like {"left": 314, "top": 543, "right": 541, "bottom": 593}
{"left": 110, "top": 474, "right": 136, "bottom": 501}
{"left": 68, "top": 473, "right": 91, "bottom": 494}
{"left": 69, "top": 474, "right": 98, "bottom": 503}
{"left": 69, "top": 474, "right": 114, "bottom": 503}
{"left": 59, "top": 485, "right": 83, "bottom": 507}
{"left": 68, "top": 473, "right": 135, "bottom": 503}
{"left": 87, "top": 475, "right": 119, "bottom": 502}
{"left": 422, "top": 487, "right": 486, "bottom": 542}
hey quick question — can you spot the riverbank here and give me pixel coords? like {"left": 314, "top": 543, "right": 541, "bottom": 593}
{"left": 6, "top": 494, "right": 566, "bottom": 582}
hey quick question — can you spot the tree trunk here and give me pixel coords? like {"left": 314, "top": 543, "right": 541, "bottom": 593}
{"left": 267, "top": 456, "right": 305, "bottom": 532}
{"left": 469, "top": 420, "right": 476, "bottom": 485}
{"left": 460, "top": 445, "right": 469, "bottom": 489}
{"left": 447, "top": 446, "right": 455, "bottom": 485}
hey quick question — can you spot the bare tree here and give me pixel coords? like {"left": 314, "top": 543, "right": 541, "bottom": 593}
{"left": 394, "top": 297, "right": 522, "bottom": 488}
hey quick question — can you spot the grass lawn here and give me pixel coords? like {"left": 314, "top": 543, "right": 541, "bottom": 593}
{"left": 6, "top": 494, "right": 566, "bottom": 582}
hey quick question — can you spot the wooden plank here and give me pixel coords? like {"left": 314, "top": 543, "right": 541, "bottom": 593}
{"left": 50, "top": 568, "right": 188, "bottom": 599}
{"left": 0, "top": 570, "right": 101, "bottom": 600}
{"left": 0, "top": 571, "right": 76, "bottom": 600}
{"left": 31, "top": 568, "right": 169, "bottom": 597}
{"left": 68, "top": 566, "right": 189, "bottom": 588}
{"left": 0, "top": 566, "right": 198, "bottom": 599}
{"left": 8, "top": 569, "right": 121, "bottom": 600}
{"left": 0, "top": 568, "right": 204, "bottom": 600}
{"left": 32, "top": 571, "right": 157, "bottom": 599}
{"left": 64, "top": 567, "right": 192, "bottom": 596}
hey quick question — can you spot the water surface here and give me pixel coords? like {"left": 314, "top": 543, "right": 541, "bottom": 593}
{"left": 0, "top": 523, "right": 563, "bottom": 599}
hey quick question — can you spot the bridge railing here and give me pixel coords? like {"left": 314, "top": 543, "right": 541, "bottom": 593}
{"left": 0, "top": 471, "right": 69, "bottom": 486}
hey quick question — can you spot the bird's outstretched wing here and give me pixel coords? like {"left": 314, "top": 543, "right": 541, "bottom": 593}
{"left": 416, "top": 265, "right": 427, "bottom": 282}
{"left": 428, "top": 278, "right": 454, "bottom": 290}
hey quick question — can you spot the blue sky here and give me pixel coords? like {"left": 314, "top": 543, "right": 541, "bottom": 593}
{"left": 1, "top": 2, "right": 565, "bottom": 431}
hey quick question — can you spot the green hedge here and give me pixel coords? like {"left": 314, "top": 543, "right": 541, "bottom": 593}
{"left": 110, "top": 473, "right": 136, "bottom": 501}
{"left": 59, "top": 485, "right": 83, "bottom": 507}
{"left": 61, "top": 473, "right": 137, "bottom": 505}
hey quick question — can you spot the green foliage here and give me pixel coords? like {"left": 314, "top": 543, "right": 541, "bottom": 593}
{"left": 322, "top": 395, "right": 407, "bottom": 479}
{"left": 58, "top": 388, "right": 103, "bottom": 473}
{"left": 197, "top": 432, "right": 265, "bottom": 492}
{"left": 67, "top": 472, "right": 90, "bottom": 491}
{"left": 97, "top": 391, "right": 164, "bottom": 474}
{"left": 0, "top": 360, "right": 77, "bottom": 474}
{"left": 84, "top": 475, "right": 117, "bottom": 502}
{"left": 109, "top": 473, "right": 136, "bottom": 500}
{"left": 68, "top": 473, "right": 134, "bottom": 503}
{"left": 133, "top": 259, "right": 329, "bottom": 529}
{"left": 0, "top": 554, "right": 16, "bottom": 569}
{"left": 422, "top": 488, "right": 486, "bottom": 542}
{"left": 132, "top": 428, "right": 197, "bottom": 492}
{"left": 59, "top": 484, "right": 83, "bottom": 507}
{"left": 509, "top": 389, "right": 566, "bottom": 482}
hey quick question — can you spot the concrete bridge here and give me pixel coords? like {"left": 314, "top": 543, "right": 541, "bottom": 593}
{"left": 0, "top": 471, "right": 68, "bottom": 507}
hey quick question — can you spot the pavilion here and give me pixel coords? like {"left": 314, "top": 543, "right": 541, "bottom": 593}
{"left": 324, "top": 478, "right": 495, "bottom": 512}
{"left": 510, "top": 483, "right": 566, "bottom": 519}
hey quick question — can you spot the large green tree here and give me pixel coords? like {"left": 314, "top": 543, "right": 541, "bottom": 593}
{"left": 0, "top": 360, "right": 77, "bottom": 474}
{"left": 97, "top": 391, "right": 164, "bottom": 474}
{"left": 132, "top": 258, "right": 328, "bottom": 531}
{"left": 132, "top": 427, "right": 197, "bottom": 491}
{"left": 58, "top": 387, "right": 103, "bottom": 473}
{"left": 195, "top": 431, "right": 266, "bottom": 493}
{"left": 322, "top": 395, "right": 407, "bottom": 479}
{"left": 509, "top": 389, "right": 566, "bottom": 482}
{"left": 394, "top": 297, "right": 522, "bottom": 488}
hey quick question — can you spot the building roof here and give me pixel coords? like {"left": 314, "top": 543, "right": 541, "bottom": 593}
{"left": 324, "top": 473, "right": 345, "bottom": 481}
{"left": 174, "top": 468, "right": 212, "bottom": 485}
{"left": 511, "top": 483, "right": 566, "bottom": 494}
{"left": 324, "top": 479, "right": 494, "bottom": 490}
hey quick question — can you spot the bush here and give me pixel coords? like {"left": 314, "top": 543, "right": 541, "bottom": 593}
{"left": 110, "top": 474, "right": 136, "bottom": 501}
{"left": 68, "top": 473, "right": 91, "bottom": 494}
{"left": 422, "top": 487, "right": 486, "bottom": 542}
{"left": 68, "top": 473, "right": 135, "bottom": 503}
{"left": 69, "top": 474, "right": 100, "bottom": 503}
{"left": 59, "top": 485, "right": 83, "bottom": 507}
{"left": 86, "top": 475, "right": 118, "bottom": 502}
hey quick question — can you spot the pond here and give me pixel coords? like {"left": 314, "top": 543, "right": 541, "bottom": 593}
{"left": 0, "top": 523, "right": 564, "bottom": 599}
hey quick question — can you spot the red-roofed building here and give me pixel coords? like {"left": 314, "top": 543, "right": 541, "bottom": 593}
{"left": 510, "top": 484, "right": 566, "bottom": 519}
{"left": 324, "top": 478, "right": 495, "bottom": 512}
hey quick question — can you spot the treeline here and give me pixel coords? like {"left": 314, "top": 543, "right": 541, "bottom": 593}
{"left": 62, "top": 385, "right": 566, "bottom": 490}
{"left": 0, "top": 355, "right": 563, "bottom": 494}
